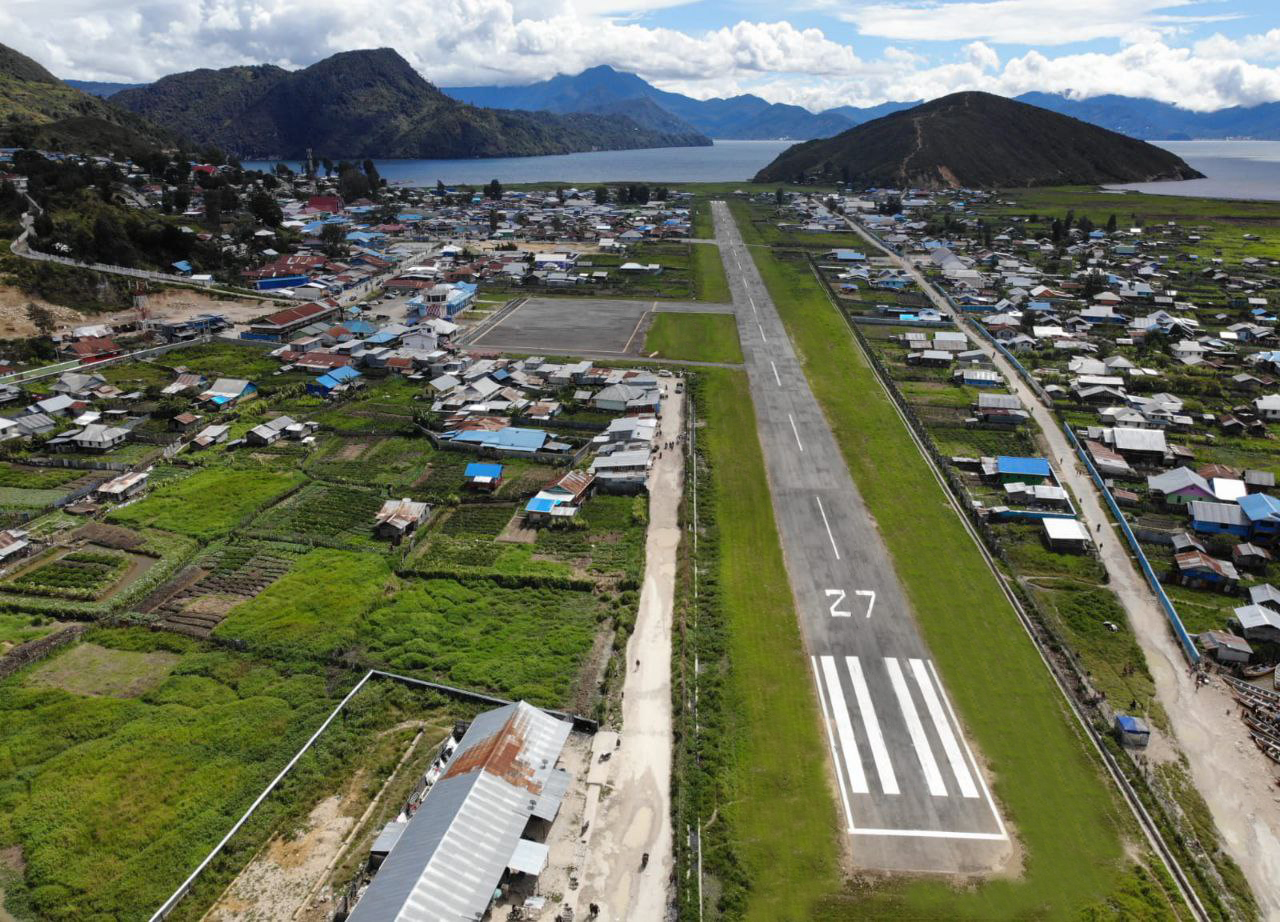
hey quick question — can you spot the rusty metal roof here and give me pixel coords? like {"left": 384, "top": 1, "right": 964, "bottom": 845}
{"left": 347, "top": 701, "right": 572, "bottom": 922}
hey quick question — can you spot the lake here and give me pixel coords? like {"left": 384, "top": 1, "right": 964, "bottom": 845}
{"left": 1106, "top": 140, "right": 1280, "bottom": 201}
{"left": 245, "top": 139, "right": 792, "bottom": 187}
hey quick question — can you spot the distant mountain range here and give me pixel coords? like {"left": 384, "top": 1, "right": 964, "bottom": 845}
{"left": 754, "top": 92, "right": 1204, "bottom": 188}
{"left": 0, "top": 43, "right": 169, "bottom": 154}
{"left": 109, "top": 49, "right": 711, "bottom": 159}
{"left": 64, "top": 79, "right": 144, "bottom": 98}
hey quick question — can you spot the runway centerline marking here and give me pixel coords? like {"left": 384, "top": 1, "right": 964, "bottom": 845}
{"left": 910, "top": 658, "right": 979, "bottom": 799}
{"left": 770, "top": 360, "right": 782, "bottom": 387}
{"left": 814, "top": 496, "right": 841, "bottom": 560}
{"left": 756, "top": 320, "right": 767, "bottom": 341}
{"left": 820, "top": 656, "right": 869, "bottom": 795}
{"left": 847, "top": 657, "right": 898, "bottom": 795}
{"left": 810, "top": 656, "right": 856, "bottom": 832}
{"left": 788, "top": 413, "right": 804, "bottom": 451}
{"left": 886, "top": 657, "right": 947, "bottom": 797}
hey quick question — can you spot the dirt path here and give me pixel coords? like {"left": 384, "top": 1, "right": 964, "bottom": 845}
{"left": 849, "top": 217, "right": 1280, "bottom": 919}
{"left": 577, "top": 384, "right": 683, "bottom": 921}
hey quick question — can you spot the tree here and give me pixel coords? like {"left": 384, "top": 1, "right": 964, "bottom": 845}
{"left": 1106, "top": 213, "right": 1118, "bottom": 235}
{"left": 1081, "top": 269, "right": 1106, "bottom": 300}
{"left": 1077, "top": 215, "right": 1095, "bottom": 238}
{"left": 486, "top": 178, "right": 503, "bottom": 201}
{"left": 594, "top": 185, "right": 608, "bottom": 205}
{"left": 173, "top": 185, "right": 191, "bottom": 214}
{"left": 775, "top": 187, "right": 785, "bottom": 206}
{"left": 250, "top": 191, "right": 283, "bottom": 227}
{"left": 363, "top": 159, "right": 382, "bottom": 195}
{"left": 436, "top": 179, "right": 446, "bottom": 197}
{"left": 556, "top": 186, "right": 566, "bottom": 204}
{"left": 319, "top": 221, "right": 348, "bottom": 256}
{"left": 322, "top": 157, "right": 335, "bottom": 177}
{"left": 489, "top": 209, "right": 499, "bottom": 233}
{"left": 26, "top": 302, "right": 55, "bottom": 336}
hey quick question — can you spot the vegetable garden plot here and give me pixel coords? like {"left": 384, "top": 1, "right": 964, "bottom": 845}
{"left": 6, "top": 550, "right": 129, "bottom": 601}
{"left": 150, "top": 542, "right": 306, "bottom": 638}
{"left": 246, "top": 483, "right": 385, "bottom": 548}
{"left": 534, "top": 496, "right": 647, "bottom": 586}
{"left": 440, "top": 504, "right": 516, "bottom": 537}
{"left": 306, "top": 436, "right": 429, "bottom": 488}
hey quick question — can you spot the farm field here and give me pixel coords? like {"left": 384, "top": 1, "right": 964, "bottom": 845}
{"left": 735, "top": 214, "right": 1176, "bottom": 920}
{"left": 109, "top": 468, "right": 305, "bottom": 540}
{"left": 0, "top": 614, "right": 59, "bottom": 652}
{"left": 644, "top": 312, "right": 743, "bottom": 364}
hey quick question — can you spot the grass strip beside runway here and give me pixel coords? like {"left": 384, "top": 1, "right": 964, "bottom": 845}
{"left": 736, "top": 228, "right": 1179, "bottom": 920}
{"left": 697, "top": 369, "right": 843, "bottom": 920}
{"left": 645, "top": 312, "right": 743, "bottom": 364}
{"left": 693, "top": 241, "right": 732, "bottom": 303}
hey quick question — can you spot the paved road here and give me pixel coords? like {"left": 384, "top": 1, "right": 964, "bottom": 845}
{"left": 711, "top": 201, "right": 1009, "bottom": 873}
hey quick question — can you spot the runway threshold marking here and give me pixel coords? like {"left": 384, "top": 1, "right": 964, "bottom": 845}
{"left": 788, "top": 413, "right": 804, "bottom": 451}
{"left": 910, "top": 658, "right": 979, "bottom": 798}
{"left": 770, "top": 361, "right": 782, "bottom": 387}
{"left": 810, "top": 655, "right": 857, "bottom": 831}
{"left": 820, "top": 656, "right": 869, "bottom": 794}
{"left": 814, "top": 496, "right": 841, "bottom": 560}
{"left": 928, "top": 659, "right": 1009, "bottom": 837}
{"left": 847, "top": 656, "right": 898, "bottom": 795}
{"left": 885, "top": 657, "right": 947, "bottom": 796}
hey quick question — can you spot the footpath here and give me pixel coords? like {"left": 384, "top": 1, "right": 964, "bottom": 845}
{"left": 848, "top": 217, "right": 1280, "bottom": 919}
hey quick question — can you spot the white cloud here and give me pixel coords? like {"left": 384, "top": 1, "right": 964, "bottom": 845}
{"left": 843, "top": 0, "right": 1237, "bottom": 46}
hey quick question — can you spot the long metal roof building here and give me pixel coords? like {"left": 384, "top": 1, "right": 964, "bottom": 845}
{"left": 348, "top": 701, "right": 573, "bottom": 922}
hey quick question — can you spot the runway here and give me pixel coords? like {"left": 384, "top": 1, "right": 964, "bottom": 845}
{"left": 710, "top": 201, "right": 1009, "bottom": 873}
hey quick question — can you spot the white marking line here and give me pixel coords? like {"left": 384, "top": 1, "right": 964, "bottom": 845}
{"left": 814, "top": 496, "right": 841, "bottom": 560}
{"left": 846, "top": 657, "right": 898, "bottom": 795}
{"left": 851, "top": 828, "right": 1008, "bottom": 841}
{"left": 756, "top": 320, "right": 767, "bottom": 341}
{"left": 928, "top": 660, "right": 1008, "bottom": 838}
{"left": 885, "top": 657, "right": 947, "bottom": 797}
{"left": 820, "top": 656, "right": 869, "bottom": 795}
{"left": 770, "top": 360, "right": 782, "bottom": 387}
{"left": 788, "top": 413, "right": 804, "bottom": 451}
{"left": 810, "top": 656, "right": 856, "bottom": 832}
{"left": 910, "top": 659, "right": 979, "bottom": 799}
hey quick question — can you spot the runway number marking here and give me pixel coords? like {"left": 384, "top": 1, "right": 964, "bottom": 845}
{"left": 788, "top": 413, "right": 804, "bottom": 451}
{"left": 825, "top": 589, "right": 850, "bottom": 617}
{"left": 814, "top": 496, "right": 841, "bottom": 560}
{"left": 855, "top": 590, "right": 876, "bottom": 619}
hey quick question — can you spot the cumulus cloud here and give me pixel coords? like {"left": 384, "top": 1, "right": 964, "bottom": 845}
{"left": 843, "top": 0, "right": 1237, "bottom": 46}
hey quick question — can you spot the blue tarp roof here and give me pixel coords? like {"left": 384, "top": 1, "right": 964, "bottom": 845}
{"left": 311, "top": 373, "right": 340, "bottom": 390}
{"left": 465, "top": 463, "right": 504, "bottom": 479}
{"left": 1239, "top": 492, "right": 1280, "bottom": 523}
{"left": 525, "top": 497, "right": 557, "bottom": 513}
{"left": 1115, "top": 715, "right": 1149, "bottom": 733}
{"left": 996, "top": 456, "right": 1052, "bottom": 477}
{"left": 328, "top": 365, "right": 362, "bottom": 381}
{"left": 447, "top": 428, "right": 547, "bottom": 452}
{"left": 172, "top": 260, "right": 192, "bottom": 272}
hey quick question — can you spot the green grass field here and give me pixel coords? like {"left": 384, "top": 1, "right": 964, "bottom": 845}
{"left": 109, "top": 468, "right": 305, "bottom": 541}
{"left": 644, "top": 312, "right": 743, "bottom": 364}
{"left": 734, "top": 217, "right": 1175, "bottom": 919}
{"left": 692, "top": 242, "right": 731, "bottom": 303}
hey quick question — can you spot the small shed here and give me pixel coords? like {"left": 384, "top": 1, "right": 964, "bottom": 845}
{"left": 464, "top": 462, "right": 504, "bottom": 492}
{"left": 1043, "top": 517, "right": 1091, "bottom": 552}
{"left": 1114, "top": 715, "right": 1151, "bottom": 749}
{"left": 1197, "top": 630, "right": 1253, "bottom": 665}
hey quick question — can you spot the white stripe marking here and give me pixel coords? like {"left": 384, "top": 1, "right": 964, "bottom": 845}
{"left": 788, "top": 414, "right": 804, "bottom": 451}
{"left": 910, "top": 659, "right": 979, "bottom": 798}
{"left": 928, "top": 660, "right": 1007, "bottom": 837}
{"left": 814, "top": 496, "right": 841, "bottom": 560}
{"left": 851, "top": 828, "right": 1008, "bottom": 840}
{"left": 770, "top": 360, "right": 782, "bottom": 387}
{"left": 885, "top": 657, "right": 946, "bottom": 797}
{"left": 810, "top": 656, "right": 856, "bottom": 832}
{"left": 820, "top": 656, "right": 868, "bottom": 795}
{"left": 756, "top": 320, "right": 767, "bottom": 341}
{"left": 846, "top": 657, "right": 898, "bottom": 795}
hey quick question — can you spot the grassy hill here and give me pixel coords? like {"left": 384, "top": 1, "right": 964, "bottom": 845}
{"left": 0, "top": 43, "right": 169, "bottom": 154}
{"left": 113, "top": 48, "right": 711, "bottom": 159}
{"left": 754, "top": 91, "right": 1204, "bottom": 188}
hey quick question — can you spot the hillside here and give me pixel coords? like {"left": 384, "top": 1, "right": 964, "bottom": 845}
{"left": 113, "top": 50, "right": 710, "bottom": 159}
{"left": 447, "top": 65, "right": 857, "bottom": 139}
{"left": 0, "top": 43, "right": 169, "bottom": 153}
{"left": 754, "top": 92, "right": 1204, "bottom": 188}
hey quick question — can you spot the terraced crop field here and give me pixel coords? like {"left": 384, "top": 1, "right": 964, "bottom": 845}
{"left": 245, "top": 483, "right": 385, "bottom": 548}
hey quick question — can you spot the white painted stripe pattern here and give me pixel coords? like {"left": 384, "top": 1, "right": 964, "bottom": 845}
{"left": 846, "top": 656, "right": 898, "bottom": 795}
{"left": 885, "top": 657, "right": 947, "bottom": 796}
{"left": 910, "top": 658, "right": 979, "bottom": 798}
{"left": 820, "top": 656, "right": 869, "bottom": 794}
{"left": 810, "top": 655, "right": 855, "bottom": 832}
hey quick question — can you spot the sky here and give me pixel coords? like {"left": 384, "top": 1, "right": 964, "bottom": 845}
{"left": 3, "top": 0, "right": 1280, "bottom": 111}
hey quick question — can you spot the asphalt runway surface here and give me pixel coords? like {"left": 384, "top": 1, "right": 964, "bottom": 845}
{"left": 710, "top": 202, "right": 1009, "bottom": 873}
{"left": 471, "top": 297, "right": 731, "bottom": 355}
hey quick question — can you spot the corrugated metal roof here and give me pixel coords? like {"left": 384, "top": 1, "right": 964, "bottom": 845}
{"left": 348, "top": 701, "right": 572, "bottom": 922}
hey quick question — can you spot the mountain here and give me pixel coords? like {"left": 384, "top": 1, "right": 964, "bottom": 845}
{"left": 446, "top": 65, "right": 856, "bottom": 139}
{"left": 64, "top": 79, "right": 147, "bottom": 98}
{"left": 1014, "top": 92, "right": 1280, "bottom": 140}
{"left": 112, "top": 49, "right": 710, "bottom": 159}
{"left": 0, "top": 42, "right": 169, "bottom": 154}
{"left": 754, "top": 92, "right": 1203, "bottom": 188}
{"left": 824, "top": 100, "right": 922, "bottom": 125}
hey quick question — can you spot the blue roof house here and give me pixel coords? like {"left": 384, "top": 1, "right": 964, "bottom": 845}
{"left": 1239, "top": 493, "right": 1280, "bottom": 539}
{"left": 1189, "top": 501, "right": 1251, "bottom": 538}
{"left": 306, "top": 365, "right": 361, "bottom": 396}
{"left": 995, "top": 456, "right": 1052, "bottom": 484}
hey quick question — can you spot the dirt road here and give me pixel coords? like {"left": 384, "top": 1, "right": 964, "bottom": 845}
{"left": 849, "top": 217, "right": 1280, "bottom": 918}
{"left": 577, "top": 383, "right": 683, "bottom": 921}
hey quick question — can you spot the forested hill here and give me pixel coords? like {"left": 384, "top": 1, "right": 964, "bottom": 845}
{"left": 112, "top": 48, "right": 711, "bottom": 159}
{"left": 754, "top": 92, "right": 1204, "bottom": 188}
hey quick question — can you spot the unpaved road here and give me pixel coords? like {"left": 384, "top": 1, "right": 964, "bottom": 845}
{"left": 849, "top": 216, "right": 1280, "bottom": 919}
{"left": 577, "top": 384, "right": 683, "bottom": 920}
